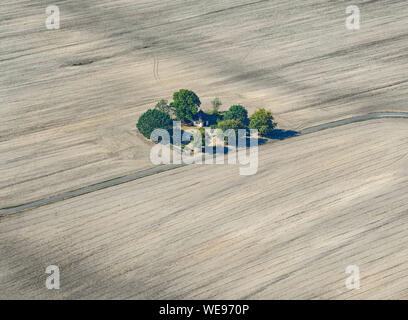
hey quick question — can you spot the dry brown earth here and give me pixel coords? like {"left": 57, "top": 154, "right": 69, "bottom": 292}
{"left": 1, "top": 119, "right": 408, "bottom": 299}
{"left": 1, "top": 0, "right": 408, "bottom": 207}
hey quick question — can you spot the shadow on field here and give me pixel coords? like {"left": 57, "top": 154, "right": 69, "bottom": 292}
{"left": 180, "top": 128, "right": 300, "bottom": 155}
{"left": 267, "top": 129, "right": 300, "bottom": 140}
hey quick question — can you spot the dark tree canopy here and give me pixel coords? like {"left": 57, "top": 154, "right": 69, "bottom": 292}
{"left": 249, "top": 108, "right": 276, "bottom": 136}
{"left": 223, "top": 105, "right": 249, "bottom": 126}
{"left": 136, "top": 109, "right": 173, "bottom": 139}
{"left": 172, "top": 89, "right": 201, "bottom": 122}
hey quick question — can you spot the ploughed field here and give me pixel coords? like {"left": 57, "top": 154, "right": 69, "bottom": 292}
{"left": 1, "top": 119, "right": 408, "bottom": 299}
{"left": 1, "top": 0, "right": 408, "bottom": 207}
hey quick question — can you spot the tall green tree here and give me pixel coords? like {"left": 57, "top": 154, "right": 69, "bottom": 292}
{"left": 224, "top": 105, "right": 249, "bottom": 126}
{"left": 172, "top": 89, "right": 201, "bottom": 122}
{"left": 136, "top": 109, "right": 173, "bottom": 139}
{"left": 249, "top": 108, "right": 276, "bottom": 136}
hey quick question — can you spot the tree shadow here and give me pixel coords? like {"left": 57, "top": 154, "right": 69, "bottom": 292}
{"left": 202, "top": 136, "right": 268, "bottom": 155}
{"left": 175, "top": 128, "right": 300, "bottom": 156}
{"left": 267, "top": 129, "right": 300, "bottom": 140}
{"left": 203, "top": 146, "right": 230, "bottom": 155}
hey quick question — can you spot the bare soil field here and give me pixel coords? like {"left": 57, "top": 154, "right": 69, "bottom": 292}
{"left": 1, "top": 119, "right": 408, "bottom": 299}
{"left": 1, "top": 0, "right": 408, "bottom": 207}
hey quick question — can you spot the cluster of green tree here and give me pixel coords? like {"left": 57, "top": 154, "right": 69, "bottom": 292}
{"left": 137, "top": 89, "right": 200, "bottom": 138}
{"left": 217, "top": 105, "right": 276, "bottom": 137}
{"left": 137, "top": 89, "right": 276, "bottom": 139}
{"left": 153, "top": 89, "right": 201, "bottom": 122}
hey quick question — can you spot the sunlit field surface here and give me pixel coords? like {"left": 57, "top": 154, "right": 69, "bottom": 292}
{"left": 1, "top": 1, "right": 408, "bottom": 299}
